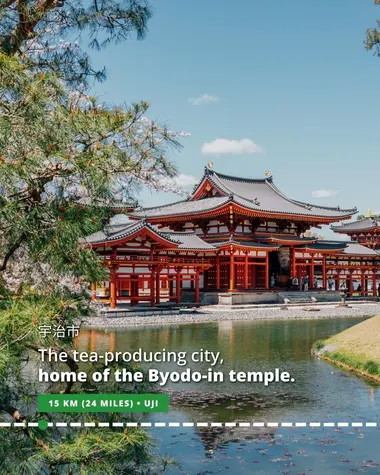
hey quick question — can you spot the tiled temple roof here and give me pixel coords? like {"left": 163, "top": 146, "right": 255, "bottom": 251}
{"left": 197, "top": 169, "right": 357, "bottom": 219}
{"left": 130, "top": 196, "right": 229, "bottom": 218}
{"left": 159, "top": 232, "right": 216, "bottom": 250}
{"left": 296, "top": 242, "right": 347, "bottom": 252}
{"left": 83, "top": 219, "right": 180, "bottom": 246}
{"left": 83, "top": 219, "right": 215, "bottom": 250}
{"left": 77, "top": 197, "right": 137, "bottom": 210}
{"left": 131, "top": 168, "right": 357, "bottom": 220}
{"left": 254, "top": 235, "right": 317, "bottom": 244}
{"left": 213, "top": 240, "right": 279, "bottom": 249}
{"left": 340, "top": 242, "right": 379, "bottom": 256}
{"left": 297, "top": 240, "right": 378, "bottom": 256}
{"left": 331, "top": 217, "right": 380, "bottom": 233}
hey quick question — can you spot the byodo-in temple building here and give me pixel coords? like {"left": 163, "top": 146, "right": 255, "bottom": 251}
{"left": 84, "top": 167, "right": 380, "bottom": 308}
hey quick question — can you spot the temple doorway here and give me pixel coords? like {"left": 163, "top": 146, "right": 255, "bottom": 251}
{"left": 269, "top": 248, "right": 291, "bottom": 288}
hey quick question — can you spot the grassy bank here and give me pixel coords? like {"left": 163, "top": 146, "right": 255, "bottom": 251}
{"left": 313, "top": 315, "right": 380, "bottom": 383}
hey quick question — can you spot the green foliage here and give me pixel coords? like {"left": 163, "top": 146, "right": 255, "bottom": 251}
{"left": 0, "top": 2, "right": 182, "bottom": 472}
{"left": 314, "top": 340, "right": 325, "bottom": 351}
{"left": 0, "top": 294, "right": 173, "bottom": 474}
{"left": 0, "top": 53, "right": 180, "bottom": 281}
{"left": 323, "top": 351, "right": 380, "bottom": 378}
{"left": 0, "top": 0, "right": 153, "bottom": 86}
{"left": 0, "top": 294, "right": 85, "bottom": 375}
{"left": 0, "top": 426, "right": 159, "bottom": 474}
{"left": 363, "top": 360, "right": 380, "bottom": 375}
{"left": 365, "top": 1, "right": 380, "bottom": 56}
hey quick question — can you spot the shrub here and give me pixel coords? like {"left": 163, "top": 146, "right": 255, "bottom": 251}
{"left": 363, "top": 360, "right": 380, "bottom": 375}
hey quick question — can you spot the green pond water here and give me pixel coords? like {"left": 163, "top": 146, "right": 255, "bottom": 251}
{"left": 78, "top": 317, "right": 380, "bottom": 474}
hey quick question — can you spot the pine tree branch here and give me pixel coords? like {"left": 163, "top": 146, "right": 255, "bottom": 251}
{"left": 27, "top": 343, "right": 79, "bottom": 394}
{"left": 2, "top": 0, "right": 62, "bottom": 55}
{"left": 1, "top": 403, "right": 30, "bottom": 438}
{"left": 0, "top": 232, "right": 26, "bottom": 272}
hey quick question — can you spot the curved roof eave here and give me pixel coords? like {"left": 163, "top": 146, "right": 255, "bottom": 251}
{"left": 84, "top": 220, "right": 181, "bottom": 247}
{"left": 191, "top": 169, "right": 357, "bottom": 220}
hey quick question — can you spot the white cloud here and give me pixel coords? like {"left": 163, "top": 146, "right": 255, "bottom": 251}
{"left": 188, "top": 93, "right": 220, "bottom": 106}
{"left": 311, "top": 189, "right": 338, "bottom": 198}
{"left": 201, "top": 138, "right": 261, "bottom": 155}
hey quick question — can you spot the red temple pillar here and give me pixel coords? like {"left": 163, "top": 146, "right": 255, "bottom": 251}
{"left": 195, "top": 270, "right": 200, "bottom": 303}
{"left": 216, "top": 254, "right": 220, "bottom": 290}
{"left": 229, "top": 250, "right": 235, "bottom": 291}
{"left": 310, "top": 254, "right": 314, "bottom": 289}
{"left": 322, "top": 255, "right": 327, "bottom": 289}
{"left": 349, "top": 270, "right": 353, "bottom": 297}
{"left": 155, "top": 268, "right": 161, "bottom": 304}
{"left": 373, "top": 269, "right": 377, "bottom": 297}
{"left": 265, "top": 252, "right": 269, "bottom": 290}
{"left": 109, "top": 266, "right": 117, "bottom": 309}
{"left": 244, "top": 252, "right": 249, "bottom": 289}
{"left": 176, "top": 269, "right": 181, "bottom": 304}
{"left": 292, "top": 247, "right": 296, "bottom": 278}
{"left": 360, "top": 272, "right": 365, "bottom": 296}
{"left": 150, "top": 268, "right": 155, "bottom": 307}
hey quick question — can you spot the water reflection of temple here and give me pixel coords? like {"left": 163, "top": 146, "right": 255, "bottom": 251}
{"left": 78, "top": 319, "right": 358, "bottom": 364}
{"left": 77, "top": 329, "right": 116, "bottom": 353}
{"left": 196, "top": 426, "right": 276, "bottom": 456}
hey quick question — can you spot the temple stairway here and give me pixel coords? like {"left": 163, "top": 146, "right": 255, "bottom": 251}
{"left": 278, "top": 291, "right": 317, "bottom": 304}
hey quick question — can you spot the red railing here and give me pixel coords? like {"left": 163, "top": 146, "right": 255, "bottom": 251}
{"left": 100, "top": 255, "right": 212, "bottom": 265}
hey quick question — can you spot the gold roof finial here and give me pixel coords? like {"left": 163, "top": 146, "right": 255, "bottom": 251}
{"left": 367, "top": 208, "right": 372, "bottom": 217}
{"left": 265, "top": 170, "right": 271, "bottom": 177}
{"left": 207, "top": 161, "right": 213, "bottom": 169}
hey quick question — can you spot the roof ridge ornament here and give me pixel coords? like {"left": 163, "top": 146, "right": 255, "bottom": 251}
{"left": 205, "top": 163, "right": 214, "bottom": 176}
{"left": 228, "top": 193, "right": 234, "bottom": 201}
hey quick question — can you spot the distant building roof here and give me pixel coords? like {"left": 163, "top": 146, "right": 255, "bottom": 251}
{"left": 296, "top": 240, "right": 378, "bottom": 256}
{"left": 77, "top": 196, "right": 137, "bottom": 211}
{"left": 254, "top": 235, "right": 317, "bottom": 244}
{"left": 331, "top": 217, "right": 380, "bottom": 233}
{"left": 296, "top": 242, "right": 347, "bottom": 252}
{"left": 340, "top": 242, "right": 379, "bottom": 256}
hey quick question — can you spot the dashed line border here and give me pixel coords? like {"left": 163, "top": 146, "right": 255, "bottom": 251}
{"left": 0, "top": 421, "right": 378, "bottom": 428}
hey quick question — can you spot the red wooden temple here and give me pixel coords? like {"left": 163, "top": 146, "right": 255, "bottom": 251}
{"left": 84, "top": 167, "right": 380, "bottom": 308}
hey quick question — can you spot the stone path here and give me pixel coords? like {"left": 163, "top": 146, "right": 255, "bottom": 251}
{"left": 83, "top": 303, "right": 380, "bottom": 328}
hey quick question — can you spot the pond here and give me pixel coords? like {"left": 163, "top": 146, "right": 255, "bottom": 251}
{"left": 78, "top": 317, "right": 380, "bottom": 474}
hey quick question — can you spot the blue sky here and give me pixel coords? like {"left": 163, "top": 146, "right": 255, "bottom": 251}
{"left": 90, "top": 0, "right": 380, "bottom": 239}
